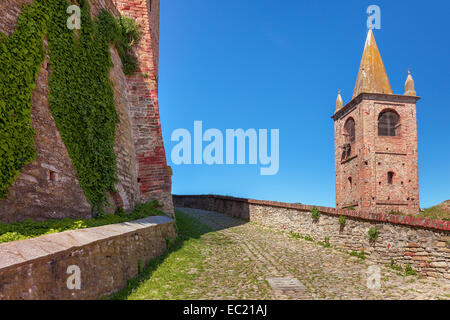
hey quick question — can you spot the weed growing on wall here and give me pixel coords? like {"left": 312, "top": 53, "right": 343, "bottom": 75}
{"left": 115, "top": 16, "right": 142, "bottom": 75}
{"left": 368, "top": 226, "right": 379, "bottom": 241}
{"left": 0, "top": 0, "right": 49, "bottom": 199}
{"left": 404, "top": 263, "right": 417, "bottom": 276}
{"left": 349, "top": 250, "right": 366, "bottom": 260}
{"left": 389, "top": 259, "right": 418, "bottom": 276}
{"left": 310, "top": 206, "right": 321, "bottom": 220}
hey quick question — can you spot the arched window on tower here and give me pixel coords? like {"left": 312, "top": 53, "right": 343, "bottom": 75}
{"left": 378, "top": 110, "right": 400, "bottom": 136}
{"left": 344, "top": 118, "right": 356, "bottom": 143}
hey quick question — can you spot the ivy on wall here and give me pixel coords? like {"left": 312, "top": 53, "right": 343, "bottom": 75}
{"left": 0, "top": 0, "right": 49, "bottom": 199}
{"left": 0, "top": 0, "right": 141, "bottom": 214}
{"left": 47, "top": 0, "right": 123, "bottom": 214}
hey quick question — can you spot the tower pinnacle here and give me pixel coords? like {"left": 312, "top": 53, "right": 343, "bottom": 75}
{"left": 352, "top": 29, "right": 393, "bottom": 98}
{"left": 404, "top": 70, "right": 417, "bottom": 96}
{"left": 335, "top": 90, "right": 343, "bottom": 111}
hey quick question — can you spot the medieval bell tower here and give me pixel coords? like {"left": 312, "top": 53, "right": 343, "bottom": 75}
{"left": 332, "top": 29, "right": 420, "bottom": 215}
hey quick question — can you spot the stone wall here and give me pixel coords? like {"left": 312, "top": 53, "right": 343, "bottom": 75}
{"left": 174, "top": 195, "right": 450, "bottom": 280}
{"left": 0, "top": 215, "right": 176, "bottom": 299}
{"left": 0, "top": 0, "right": 173, "bottom": 221}
{"left": 0, "top": 21, "right": 92, "bottom": 222}
{"left": 109, "top": 46, "right": 141, "bottom": 212}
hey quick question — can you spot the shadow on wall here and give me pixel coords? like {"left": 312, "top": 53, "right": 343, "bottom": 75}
{"left": 173, "top": 195, "right": 251, "bottom": 221}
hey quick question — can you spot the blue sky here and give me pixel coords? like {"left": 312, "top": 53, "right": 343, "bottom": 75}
{"left": 158, "top": 0, "right": 450, "bottom": 208}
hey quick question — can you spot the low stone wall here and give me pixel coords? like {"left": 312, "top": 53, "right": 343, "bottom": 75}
{"left": 0, "top": 216, "right": 176, "bottom": 299}
{"left": 174, "top": 195, "right": 450, "bottom": 280}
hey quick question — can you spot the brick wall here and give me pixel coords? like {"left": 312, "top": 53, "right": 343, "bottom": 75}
{"left": 174, "top": 195, "right": 450, "bottom": 280}
{"left": 113, "top": 0, "right": 173, "bottom": 216}
{"left": 334, "top": 93, "right": 420, "bottom": 215}
{"left": 0, "top": 215, "right": 176, "bottom": 299}
{"left": 109, "top": 46, "right": 141, "bottom": 212}
{"left": 0, "top": 0, "right": 173, "bottom": 221}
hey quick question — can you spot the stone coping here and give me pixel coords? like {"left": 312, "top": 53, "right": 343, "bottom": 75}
{"left": 173, "top": 195, "right": 450, "bottom": 232}
{"left": 0, "top": 216, "right": 174, "bottom": 271}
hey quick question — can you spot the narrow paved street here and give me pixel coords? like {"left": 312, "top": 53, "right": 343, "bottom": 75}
{"left": 116, "top": 208, "right": 450, "bottom": 300}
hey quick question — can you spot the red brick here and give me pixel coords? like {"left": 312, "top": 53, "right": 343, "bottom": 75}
{"left": 333, "top": 93, "right": 420, "bottom": 215}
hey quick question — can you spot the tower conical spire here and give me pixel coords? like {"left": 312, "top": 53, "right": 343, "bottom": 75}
{"left": 352, "top": 29, "right": 393, "bottom": 98}
{"left": 404, "top": 70, "right": 416, "bottom": 96}
{"left": 335, "top": 90, "right": 343, "bottom": 112}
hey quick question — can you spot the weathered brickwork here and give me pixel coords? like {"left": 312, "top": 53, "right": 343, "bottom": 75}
{"left": 113, "top": 0, "right": 173, "bottom": 216}
{"left": 174, "top": 195, "right": 450, "bottom": 280}
{"left": 0, "top": 216, "right": 176, "bottom": 299}
{"left": 0, "top": 0, "right": 173, "bottom": 221}
{"left": 334, "top": 94, "right": 420, "bottom": 215}
{"left": 109, "top": 46, "right": 141, "bottom": 212}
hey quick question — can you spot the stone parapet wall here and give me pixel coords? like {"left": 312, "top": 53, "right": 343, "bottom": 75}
{"left": 174, "top": 195, "right": 450, "bottom": 280}
{"left": 0, "top": 216, "right": 176, "bottom": 299}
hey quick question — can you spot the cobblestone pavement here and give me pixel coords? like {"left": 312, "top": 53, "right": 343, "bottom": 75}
{"left": 177, "top": 207, "right": 450, "bottom": 300}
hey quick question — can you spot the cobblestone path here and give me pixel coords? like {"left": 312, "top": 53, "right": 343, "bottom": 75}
{"left": 117, "top": 208, "right": 450, "bottom": 300}
{"left": 178, "top": 207, "right": 450, "bottom": 300}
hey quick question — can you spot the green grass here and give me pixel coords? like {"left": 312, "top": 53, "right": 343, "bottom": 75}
{"left": 386, "top": 201, "right": 450, "bottom": 221}
{"left": 288, "top": 231, "right": 302, "bottom": 239}
{"left": 0, "top": 201, "right": 163, "bottom": 244}
{"left": 418, "top": 203, "right": 450, "bottom": 221}
{"left": 109, "top": 210, "right": 212, "bottom": 300}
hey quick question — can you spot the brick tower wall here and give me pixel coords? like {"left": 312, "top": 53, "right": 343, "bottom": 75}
{"left": 335, "top": 94, "right": 420, "bottom": 215}
{"left": 0, "top": 0, "right": 173, "bottom": 221}
{"left": 112, "top": 0, "right": 174, "bottom": 216}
